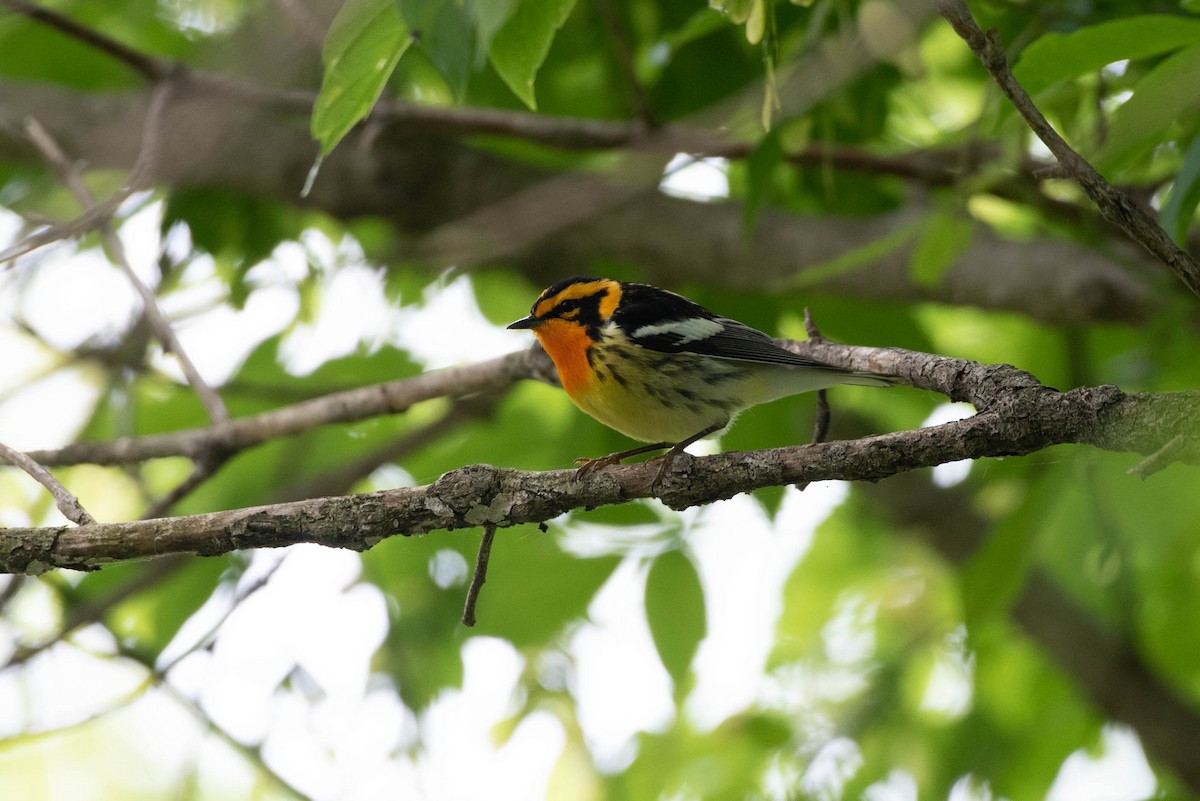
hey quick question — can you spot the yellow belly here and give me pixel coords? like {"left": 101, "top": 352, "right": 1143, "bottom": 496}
{"left": 536, "top": 329, "right": 855, "bottom": 444}
{"left": 570, "top": 375, "right": 732, "bottom": 443}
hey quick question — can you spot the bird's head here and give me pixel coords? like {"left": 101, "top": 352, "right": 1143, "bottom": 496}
{"left": 507, "top": 277, "right": 622, "bottom": 338}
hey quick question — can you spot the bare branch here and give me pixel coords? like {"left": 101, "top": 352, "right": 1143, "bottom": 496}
{"left": 935, "top": 0, "right": 1200, "bottom": 298}
{"left": 1, "top": 343, "right": 1195, "bottom": 574}
{"left": 21, "top": 101, "right": 229, "bottom": 424}
{"left": 0, "top": 81, "right": 174, "bottom": 265}
{"left": 0, "top": 0, "right": 174, "bottom": 81}
{"left": 461, "top": 524, "right": 496, "bottom": 627}
{"left": 4, "top": 348, "right": 544, "bottom": 469}
{"left": 141, "top": 455, "right": 231, "bottom": 520}
{"left": 0, "top": 441, "right": 95, "bottom": 526}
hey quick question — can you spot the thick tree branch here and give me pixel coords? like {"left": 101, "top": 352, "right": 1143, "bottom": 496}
{"left": 1, "top": 348, "right": 1195, "bottom": 573}
{"left": 936, "top": 0, "right": 1200, "bottom": 298}
{"left": 5, "top": 334, "right": 1194, "bottom": 478}
{"left": 0, "top": 78, "right": 1158, "bottom": 323}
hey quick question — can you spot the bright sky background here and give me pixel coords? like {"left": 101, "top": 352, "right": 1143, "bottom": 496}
{"left": 0, "top": 158, "right": 1158, "bottom": 800}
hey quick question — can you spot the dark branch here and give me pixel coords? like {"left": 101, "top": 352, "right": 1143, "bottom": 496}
{"left": 935, "top": 0, "right": 1200, "bottom": 298}
{"left": 461, "top": 524, "right": 496, "bottom": 627}
{"left": 1, "top": 362, "right": 1195, "bottom": 573}
{"left": 0, "top": 0, "right": 174, "bottom": 81}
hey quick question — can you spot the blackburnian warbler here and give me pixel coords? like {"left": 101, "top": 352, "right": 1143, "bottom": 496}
{"left": 508, "top": 277, "right": 894, "bottom": 483}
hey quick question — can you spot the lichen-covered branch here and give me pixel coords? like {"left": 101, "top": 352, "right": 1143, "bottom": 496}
{"left": 1, "top": 352, "right": 1195, "bottom": 573}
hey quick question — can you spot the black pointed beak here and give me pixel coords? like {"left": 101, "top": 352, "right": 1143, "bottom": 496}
{"left": 507, "top": 315, "right": 540, "bottom": 330}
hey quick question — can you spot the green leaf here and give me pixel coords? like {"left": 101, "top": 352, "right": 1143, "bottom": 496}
{"left": 1160, "top": 134, "right": 1200, "bottom": 245}
{"left": 399, "top": 0, "right": 475, "bottom": 99}
{"left": 644, "top": 548, "right": 706, "bottom": 692}
{"left": 1014, "top": 15, "right": 1200, "bottom": 95}
{"left": 469, "top": 0, "right": 519, "bottom": 69}
{"left": 1094, "top": 45, "right": 1200, "bottom": 172}
{"left": 312, "top": 0, "right": 412, "bottom": 158}
{"left": 910, "top": 208, "right": 974, "bottom": 290}
{"left": 711, "top": 0, "right": 755, "bottom": 25}
{"left": 489, "top": 0, "right": 577, "bottom": 109}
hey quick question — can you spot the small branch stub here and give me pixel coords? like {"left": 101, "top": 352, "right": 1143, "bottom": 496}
{"left": 0, "top": 441, "right": 95, "bottom": 526}
{"left": 462, "top": 524, "right": 497, "bottom": 627}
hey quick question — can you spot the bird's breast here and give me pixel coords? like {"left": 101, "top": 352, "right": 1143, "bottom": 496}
{"left": 533, "top": 319, "right": 597, "bottom": 398}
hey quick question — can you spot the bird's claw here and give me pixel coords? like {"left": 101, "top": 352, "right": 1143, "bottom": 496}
{"left": 573, "top": 454, "right": 621, "bottom": 480}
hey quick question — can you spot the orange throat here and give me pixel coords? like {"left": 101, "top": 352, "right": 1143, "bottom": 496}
{"left": 533, "top": 320, "right": 595, "bottom": 399}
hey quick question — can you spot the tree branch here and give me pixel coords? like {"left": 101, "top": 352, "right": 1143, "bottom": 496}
{"left": 2, "top": 348, "right": 547, "bottom": 468}
{"left": 0, "top": 0, "right": 174, "bottom": 81}
{"left": 936, "top": 0, "right": 1200, "bottom": 298}
{"left": 21, "top": 103, "right": 230, "bottom": 424}
{"left": 1, "top": 341, "right": 1195, "bottom": 574}
{"left": 461, "top": 524, "right": 496, "bottom": 627}
{"left": 0, "top": 75, "right": 1160, "bottom": 323}
{"left": 0, "top": 441, "right": 95, "bottom": 526}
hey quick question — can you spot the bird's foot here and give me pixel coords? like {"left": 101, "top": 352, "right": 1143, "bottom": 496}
{"left": 572, "top": 442, "right": 671, "bottom": 481}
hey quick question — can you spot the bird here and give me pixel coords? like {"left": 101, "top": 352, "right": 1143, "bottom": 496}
{"left": 507, "top": 276, "right": 894, "bottom": 486}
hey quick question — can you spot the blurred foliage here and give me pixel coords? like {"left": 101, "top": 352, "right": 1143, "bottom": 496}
{"left": 1, "top": 0, "right": 1200, "bottom": 799}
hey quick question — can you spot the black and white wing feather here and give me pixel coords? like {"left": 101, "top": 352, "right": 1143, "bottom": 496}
{"left": 612, "top": 282, "right": 841, "bottom": 368}
{"left": 631, "top": 315, "right": 842, "bottom": 368}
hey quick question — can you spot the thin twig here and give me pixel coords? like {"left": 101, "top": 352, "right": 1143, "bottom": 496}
{"left": 0, "top": 81, "right": 174, "bottom": 265}
{"left": 0, "top": 441, "right": 95, "bottom": 525}
{"left": 0, "top": 575, "right": 25, "bottom": 614}
{"left": 0, "top": 0, "right": 173, "bottom": 81}
{"left": 935, "top": 0, "right": 1200, "bottom": 298}
{"left": 811, "top": 391, "right": 831, "bottom": 445}
{"left": 7, "top": 348, "right": 541, "bottom": 469}
{"left": 22, "top": 106, "right": 229, "bottom": 424}
{"left": 461, "top": 524, "right": 496, "bottom": 627}
{"left": 803, "top": 309, "right": 832, "bottom": 445}
{"left": 1128, "top": 433, "right": 1187, "bottom": 479}
{"left": 797, "top": 308, "right": 831, "bottom": 491}
{"left": 2, "top": 554, "right": 188, "bottom": 669}
{"left": 157, "top": 556, "right": 284, "bottom": 674}
{"left": 592, "top": 0, "right": 655, "bottom": 126}
{"left": 141, "top": 454, "right": 231, "bottom": 519}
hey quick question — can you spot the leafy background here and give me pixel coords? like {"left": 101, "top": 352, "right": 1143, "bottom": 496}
{"left": 1, "top": 0, "right": 1200, "bottom": 799}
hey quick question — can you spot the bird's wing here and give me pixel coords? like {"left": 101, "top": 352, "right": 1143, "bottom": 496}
{"left": 628, "top": 315, "right": 844, "bottom": 369}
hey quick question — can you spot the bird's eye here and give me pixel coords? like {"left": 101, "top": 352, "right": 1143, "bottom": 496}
{"left": 557, "top": 299, "right": 581, "bottom": 313}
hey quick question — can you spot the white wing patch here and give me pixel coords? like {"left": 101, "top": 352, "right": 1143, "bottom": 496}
{"left": 632, "top": 317, "right": 724, "bottom": 344}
